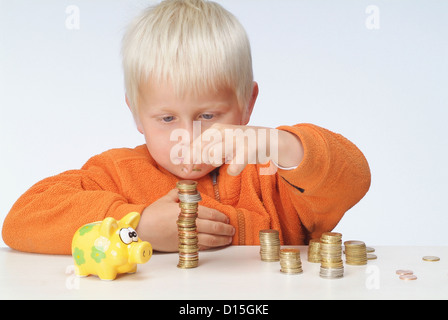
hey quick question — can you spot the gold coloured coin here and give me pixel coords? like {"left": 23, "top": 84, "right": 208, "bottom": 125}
{"left": 367, "top": 254, "right": 377, "bottom": 260}
{"left": 422, "top": 256, "right": 440, "bottom": 262}
{"left": 176, "top": 180, "right": 198, "bottom": 191}
{"left": 179, "top": 204, "right": 199, "bottom": 211}
{"left": 280, "top": 248, "right": 300, "bottom": 254}
{"left": 344, "top": 240, "right": 365, "bottom": 246}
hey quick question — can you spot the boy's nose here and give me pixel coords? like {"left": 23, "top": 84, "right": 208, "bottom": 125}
{"left": 180, "top": 120, "right": 202, "bottom": 143}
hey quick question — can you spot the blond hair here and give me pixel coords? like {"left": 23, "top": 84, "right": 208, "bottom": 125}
{"left": 122, "top": 0, "right": 253, "bottom": 116}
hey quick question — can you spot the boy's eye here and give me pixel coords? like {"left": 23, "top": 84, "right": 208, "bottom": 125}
{"left": 200, "top": 114, "right": 214, "bottom": 120}
{"left": 162, "top": 116, "right": 175, "bottom": 123}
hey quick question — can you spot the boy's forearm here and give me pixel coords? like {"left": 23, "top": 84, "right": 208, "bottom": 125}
{"left": 276, "top": 129, "right": 304, "bottom": 169}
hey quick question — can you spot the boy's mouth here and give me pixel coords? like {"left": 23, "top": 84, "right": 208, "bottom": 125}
{"left": 181, "top": 164, "right": 203, "bottom": 174}
{"left": 174, "top": 155, "right": 203, "bottom": 173}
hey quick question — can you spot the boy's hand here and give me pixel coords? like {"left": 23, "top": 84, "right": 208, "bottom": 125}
{"left": 136, "top": 189, "right": 235, "bottom": 252}
{"left": 185, "top": 123, "right": 304, "bottom": 176}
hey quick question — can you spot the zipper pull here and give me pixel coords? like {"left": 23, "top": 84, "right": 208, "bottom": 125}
{"left": 210, "top": 169, "right": 220, "bottom": 202}
{"left": 211, "top": 169, "right": 218, "bottom": 185}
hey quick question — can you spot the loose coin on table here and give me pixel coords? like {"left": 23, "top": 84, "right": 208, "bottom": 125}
{"left": 396, "top": 270, "right": 414, "bottom": 276}
{"left": 399, "top": 274, "right": 417, "bottom": 281}
{"left": 422, "top": 256, "right": 440, "bottom": 262}
{"left": 367, "top": 254, "right": 377, "bottom": 260}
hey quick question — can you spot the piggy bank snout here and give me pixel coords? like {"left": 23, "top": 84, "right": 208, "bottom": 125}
{"left": 129, "top": 241, "right": 152, "bottom": 264}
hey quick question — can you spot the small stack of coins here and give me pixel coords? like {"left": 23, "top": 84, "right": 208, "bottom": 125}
{"left": 280, "top": 248, "right": 303, "bottom": 274}
{"left": 177, "top": 180, "right": 201, "bottom": 269}
{"left": 396, "top": 269, "right": 417, "bottom": 281}
{"left": 259, "top": 230, "right": 280, "bottom": 262}
{"left": 344, "top": 240, "right": 368, "bottom": 265}
{"left": 319, "top": 232, "right": 344, "bottom": 279}
{"left": 307, "top": 239, "right": 321, "bottom": 263}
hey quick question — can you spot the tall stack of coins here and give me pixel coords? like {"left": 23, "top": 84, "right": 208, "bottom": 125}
{"left": 259, "top": 229, "right": 280, "bottom": 262}
{"left": 177, "top": 180, "right": 201, "bottom": 269}
{"left": 280, "top": 248, "right": 303, "bottom": 274}
{"left": 344, "top": 240, "right": 368, "bottom": 265}
{"left": 319, "top": 232, "right": 344, "bottom": 279}
{"left": 307, "top": 239, "right": 321, "bottom": 263}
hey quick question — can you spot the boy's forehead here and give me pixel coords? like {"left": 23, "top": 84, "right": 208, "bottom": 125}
{"left": 139, "top": 79, "right": 239, "bottom": 106}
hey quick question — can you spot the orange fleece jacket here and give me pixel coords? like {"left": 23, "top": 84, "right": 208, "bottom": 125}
{"left": 2, "top": 124, "right": 371, "bottom": 255}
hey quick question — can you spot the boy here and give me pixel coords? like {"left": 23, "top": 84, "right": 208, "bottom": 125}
{"left": 2, "top": 0, "right": 371, "bottom": 254}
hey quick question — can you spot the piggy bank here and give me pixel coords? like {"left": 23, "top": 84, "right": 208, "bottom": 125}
{"left": 71, "top": 212, "right": 152, "bottom": 280}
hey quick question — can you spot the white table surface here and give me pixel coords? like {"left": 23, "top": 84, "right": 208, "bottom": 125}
{"left": 1, "top": 245, "right": 447, "bottom": 300}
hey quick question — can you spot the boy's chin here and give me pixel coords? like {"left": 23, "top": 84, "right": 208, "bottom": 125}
{"left": 171, "top": 164, "right": 217, "bottom": 180}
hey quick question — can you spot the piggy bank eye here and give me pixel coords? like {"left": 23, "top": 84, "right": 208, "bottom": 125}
{"left": 128, "top": 227, "right": 139, "bottom": 242}
{"left": 119, "top": 228, "right": 139, "bottom": 244}
{"left": 119, "top": 228, "right": 133, "bottom": 244}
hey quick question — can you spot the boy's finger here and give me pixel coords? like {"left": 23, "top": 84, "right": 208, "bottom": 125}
{"left": 196, "top": 218, "right": 235, "bottom": 237}
{"left": 198, "top": 207, "right": 229, "bottom": 224}
{"left": 197, "top": 233, "right": 233, "bottom": 249}
{"left": 163, "top": 188, "right": 180, "bottom": 202}
{"left": 227, "top": 162, "right": 246, "bottom": 176}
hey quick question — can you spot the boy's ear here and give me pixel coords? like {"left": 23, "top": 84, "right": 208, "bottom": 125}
{"left": 242, "top": 82, "right": 259, "bottom": 125}
{"left": 125, "top": 94, "right": 144, "bottom": 134}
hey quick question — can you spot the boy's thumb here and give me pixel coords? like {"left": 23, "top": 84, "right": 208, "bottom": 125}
{"left": 164, "top": 188, "right": 179, "bottom": 202}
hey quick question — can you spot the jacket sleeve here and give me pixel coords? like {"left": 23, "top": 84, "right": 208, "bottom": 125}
{"left": 2, "top": 152, "right": 146, "bottom": 255}
{"left": 276, "top": 123, "right": 371, "bottom": 241}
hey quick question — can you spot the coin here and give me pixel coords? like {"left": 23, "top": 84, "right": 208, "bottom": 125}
{"left": 367, "top": 254, "right": 377, "bottom": 260}
{"left": 178, "top": 193, "right": 202, "bottom": 203}
{"left": 320, "top": 232, "right": 342, "bottom": 244}
{"left": 422, "top": 256, "right": 440, "bottom": 262}
{"left": 179, "top": 202, "right": 199, "bottom": 209}
{"left": 344, "top": 240, "right": 365, "bottom": 246}
{"left": 399, "top": 274, "right": 417, "bottom": 281}
{"left": 176, "top": 180, "right": 198, "bottom": 192}
{"left": 396, "top": 270, "right": 413, "bottom": 275}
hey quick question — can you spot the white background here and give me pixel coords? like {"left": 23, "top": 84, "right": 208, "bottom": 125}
{"left": 1, "top": 0, "right": 447, "bottom": 247}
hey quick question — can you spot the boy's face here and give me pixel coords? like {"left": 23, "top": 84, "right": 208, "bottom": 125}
{"left": 133, "top": 80, "right": 257, "bottom": 180}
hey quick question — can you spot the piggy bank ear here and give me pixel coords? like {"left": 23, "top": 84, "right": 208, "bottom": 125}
{"left": 120, "top": 212, "right": 141, "bottom": 229}
{"left": 99, "top": 217, "right": 119, "bottom": 238}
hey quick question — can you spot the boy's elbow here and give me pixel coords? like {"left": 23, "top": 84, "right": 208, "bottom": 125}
{"left": 2, "top": 211, "right": 23, "bottom": 252}
{"left": 2, "top": 206, "right": 44, "bottom": 254}
{"left": 349, "top": 153, "right": 372, "bottom": 206}
{"left": 359, "top": 152, "right": 372, "bottom": 198}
